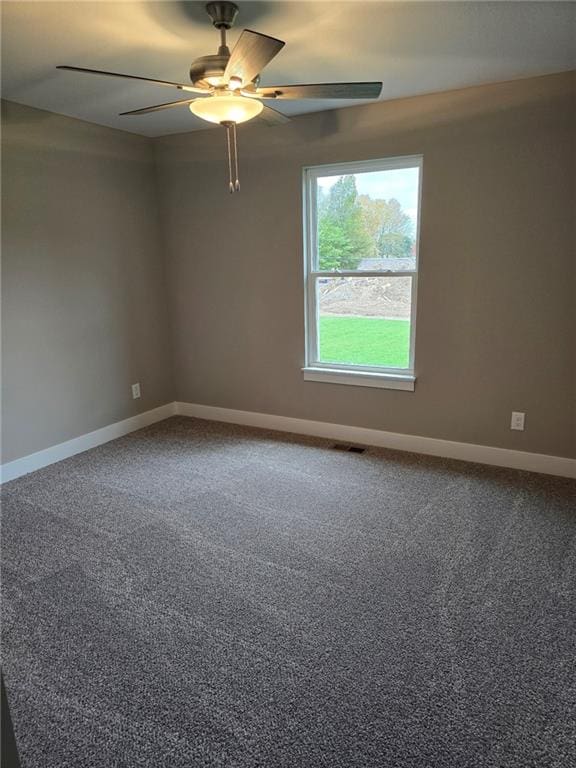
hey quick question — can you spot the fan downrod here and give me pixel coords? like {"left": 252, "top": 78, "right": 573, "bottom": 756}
{"left": 205, "top": 2, "right": 239, "bottom": 30}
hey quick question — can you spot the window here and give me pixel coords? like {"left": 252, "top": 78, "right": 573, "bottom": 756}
{"left": 302, "top": 156, "right": 422, "bottom": 391}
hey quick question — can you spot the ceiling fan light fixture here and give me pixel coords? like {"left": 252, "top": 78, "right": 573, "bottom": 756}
{"left": 189, "top": 92, "right": 263, "bottom": 124}
{"left": 57, "top": 2, "right": 383, "bottom": 193}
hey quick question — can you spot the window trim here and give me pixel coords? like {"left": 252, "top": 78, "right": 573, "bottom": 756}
{"left": 302, "top": 367, "right": 416, "bottom": 391}
{"left": 302, "top": 154, "right": 423, "bottom": 390}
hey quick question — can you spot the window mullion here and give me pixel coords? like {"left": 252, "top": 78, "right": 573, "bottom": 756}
{"left": 311, "top": 271, "right": 417, "bottom": 279}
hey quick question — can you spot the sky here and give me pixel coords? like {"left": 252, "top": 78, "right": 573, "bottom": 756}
{"left": 317, "top": 167, "right": 420, "bottom": 225}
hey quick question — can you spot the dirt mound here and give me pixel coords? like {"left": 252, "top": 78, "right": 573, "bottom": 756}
{"left": 319, "top": 276, "right": 411, "bottom": 319}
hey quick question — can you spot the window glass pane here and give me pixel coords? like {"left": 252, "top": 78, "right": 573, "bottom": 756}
{"left": 317, "top": 276, "right": 412, "bottom": 369}
{"left": 315, "top": 167, "right": 419, "bottom": 272}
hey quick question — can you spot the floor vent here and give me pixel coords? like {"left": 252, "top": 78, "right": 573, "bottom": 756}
{"left": 332, "top": 443, "right": 366, "bottom": 454}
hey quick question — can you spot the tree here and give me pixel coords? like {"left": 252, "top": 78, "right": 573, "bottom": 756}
{"left": 376, "top": 198, "right": 413, "bottom": 259}
{"left": 317, "top": 219, "right": 355, "bottom": 271}
{"left": 377, "top": 232, "right": 413, "bottom": 258}
{"left": 359, "top": 195, "right": 414, "bottom": 259}
{"left": 317, "top": 176, "right": 372, "bottom": 270}
{"left": 358, "top": 196, "right": 386, "bottom": 258}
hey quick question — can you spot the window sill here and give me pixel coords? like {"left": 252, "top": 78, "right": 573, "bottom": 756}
{"left": 302, "top": 367, "right": 416, "bottom": 391}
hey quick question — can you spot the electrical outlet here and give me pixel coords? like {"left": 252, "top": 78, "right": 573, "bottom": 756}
{"left": 131, "top": 383, "right": 141, "bottom": 400}
{"left": 510, "top": 411, "right": 525, "bottom": 431}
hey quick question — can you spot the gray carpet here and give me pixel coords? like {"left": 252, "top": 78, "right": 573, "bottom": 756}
{"left": 1, "top": 416, "right": 575, "bottom": 768}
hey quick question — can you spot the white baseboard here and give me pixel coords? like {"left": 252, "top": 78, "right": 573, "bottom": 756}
{"left": 0, "top": 403, "right": 176, "bottom": 484}
{"left": 2, "top": 401, "right": 574, "bottom": 484}
{"left": 175, "top": 402, "right": 576, "bottom": 479}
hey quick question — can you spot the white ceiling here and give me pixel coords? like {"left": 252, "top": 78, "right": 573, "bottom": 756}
{"left": 2, "top": 1, "right": 575, "bottom": 138}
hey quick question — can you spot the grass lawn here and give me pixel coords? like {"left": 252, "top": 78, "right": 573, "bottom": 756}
{"left": 319, "top": 315, "right": 410, "bottom": 368}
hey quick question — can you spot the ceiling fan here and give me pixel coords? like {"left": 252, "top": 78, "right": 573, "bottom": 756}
{"left": 57, "top": 1, "right": 383, "bottom": 192}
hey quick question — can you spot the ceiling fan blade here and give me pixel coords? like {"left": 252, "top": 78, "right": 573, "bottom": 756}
{"left": 255, "top": 82, "right": 383, "bottom": 100}
{"left": 56, "top": 66, "right": 208, "bottom": 94}
{"left": 224, "top": 29, "right": 285, "bottom": 87}
{"left": 119, "top": 98, "right": 199, "bottom": 116}
{"left": 255, "top": 104, "right": 291, "bottom": 127}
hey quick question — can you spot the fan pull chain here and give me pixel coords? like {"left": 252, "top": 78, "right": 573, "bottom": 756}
{"left": 232, "top": 122, "right": 240, "bottom": 192}
{"left": 222, "top": 121, "right": 240, "bottom": 193}
{"left": 224, "top": 122, "right": 234, "bottom": 193}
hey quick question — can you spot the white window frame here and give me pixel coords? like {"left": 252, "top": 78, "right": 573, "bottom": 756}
{"left": 302, "top": 155, "right": 423, "bottom": 391}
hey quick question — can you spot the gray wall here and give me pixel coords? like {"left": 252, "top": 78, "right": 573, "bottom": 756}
{"left": 156, "top": 72, "right": 575, "bottom": 459}
{"left": 1, "top": 101, "right": 174, "bottom": 463}
{"left": 2, "top": 73, "right": 574, "bottom": 465}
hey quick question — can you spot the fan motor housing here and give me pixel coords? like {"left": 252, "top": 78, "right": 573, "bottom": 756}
{"left": 189, "top": 54, "right": 229, "bottom": 88}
